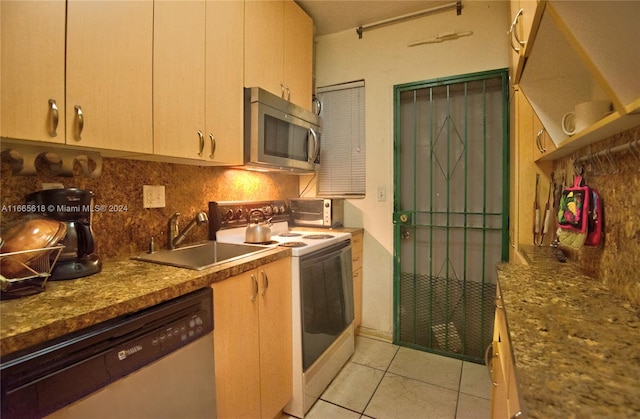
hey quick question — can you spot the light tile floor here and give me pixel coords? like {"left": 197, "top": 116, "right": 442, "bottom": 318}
{"left": 304, "top": 335, "right": 491, "bottom": 419}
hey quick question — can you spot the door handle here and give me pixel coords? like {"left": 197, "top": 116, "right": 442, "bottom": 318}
{"left": 308, "top": 128, "right": 319, "bottom": 164}
{"left": 209, "top": 133, "right": 216, "bottom": 159}
{"left": 197, "top": 130, "right": 204, "bottom": 157}
{"left": 74, "top": 105, "right": 84, "bottom": 141}
{"left": 48, "top": 99, "right": 59, "bottom": 137}
{"left": 260, "top": 270, "right": 269, "bottom": 296}
{"left": 250, "top": 274, "right": 258, "bottom": 302}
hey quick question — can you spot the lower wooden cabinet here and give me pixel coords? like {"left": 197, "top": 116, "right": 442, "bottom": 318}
{"left": 212, "top": 257, "right": 292, "bottom": 418}
{"left": 490, "top": 282, "right": 523, "bottom": 419}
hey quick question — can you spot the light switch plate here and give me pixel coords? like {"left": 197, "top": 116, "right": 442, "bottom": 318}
{"left": 377, "top": 186, "right": 386, "bottom": 202}
{"left": 143, "top": 185, "right": 165, "bottom": 208}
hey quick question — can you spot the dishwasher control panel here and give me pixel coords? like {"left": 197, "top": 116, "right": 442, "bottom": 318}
{"left": 1, "top": 288, "right": 214, "bottom": 419}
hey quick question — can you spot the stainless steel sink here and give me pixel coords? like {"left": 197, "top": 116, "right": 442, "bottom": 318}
{"left": 132, "top": 241, "right": 270, "bottom": 270}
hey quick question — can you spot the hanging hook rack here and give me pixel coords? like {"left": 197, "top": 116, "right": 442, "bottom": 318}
{"left": 574, "top": 139, "right": 640, "bottom": 176}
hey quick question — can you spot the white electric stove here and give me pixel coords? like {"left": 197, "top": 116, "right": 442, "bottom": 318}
{"left": 209, "top": 201, "right": 355, "bottom": 417}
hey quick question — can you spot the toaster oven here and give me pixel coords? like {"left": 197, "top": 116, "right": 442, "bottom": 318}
{"left": 289, "top": 198, "right": 344, "bottom": 228}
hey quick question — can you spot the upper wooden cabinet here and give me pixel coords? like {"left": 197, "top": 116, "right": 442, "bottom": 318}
{"left": 245, "top": 0, "right": 313, "bottom": 111}
{"left": 153, "top": 0, "right": 244, "bottom": 164}
{"left": 1, "top": 0, "right": 153, "bottom": 154}
{"left": 516, "top": 0, "right": 640, "bottom": 161}
{"left": 283, "top": 0, "right": 313, "bottom": 110}
{"left": 66, "top": 0, "right": 153, "bottom": 153}
{"left": 205, "top": 0, "right": 245, "bottom": 165}
{"left": 153, "top": 0, "right": 206, "bottom": 161}
{"left": 508, "top": 0, "right": 543, "bottom": 85}
{"left": 1, "top": 0, "right": 66, "bottom": 144}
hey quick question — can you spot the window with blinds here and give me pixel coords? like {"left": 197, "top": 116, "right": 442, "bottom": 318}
{"left": 317, "top": 80, "right": 366, "bottom": 198}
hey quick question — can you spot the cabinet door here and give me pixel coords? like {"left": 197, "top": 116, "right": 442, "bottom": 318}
{"left": 153, "top": 0, "right": 206, "bottom": 160}
{"left": 509, "top": 0, "right": 540, "bottom": 85}
{"left": 257, "top": 258, "right": 293, "bottom": 418}
{"left": 531, "top": 108, "right": 557, "bottom": 162}
{"left": 490, "top": 340, "right": 509, "bottom": 419}
{"left": 283, "top": 0, "right": 313, "bottom": 110}
{"left": 66, "top": 0, "right": 153, "bottom": 153}
{"left": 212, "top": 272, "right": 261, "bottom": 419}
{"left": 244, "top": 0, "right": 284, "bottom": 98}
{"left": 1, "top": 0, "right": 66, "bottom": 143}
{"left": 205, "top": 0, "right": 244, "bottom": 165}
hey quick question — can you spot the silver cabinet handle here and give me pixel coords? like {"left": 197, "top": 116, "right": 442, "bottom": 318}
{"left": 495, "top": 296, "right": 504, "bottom": 309}
{"left": 251, "top": 274, "right": 258, "bottom": 302}
{"left": 48, "top": 99, "right": 59, "bottom": 137}
{"left": 536, "top": 128, "right": 546, "bottom": 153}
{"left": 312, "top": 96, "right": 322, "bottom": 115}
{"left": 280, "top": 82, "right": 286, "bottom": 99}
{"left": 261, "top": 270, "right": 269, "bottom": 296}
{"left": 285, "top": 85, "right": 291, "bottom": 101}
{"left": 484, "top": 343, "right": 498, "bottom": 387}
{"left": 308, "top": 127, "right": 319, "bottom": 164}
{"left": 197, "top": 130, "right": 204, "bottom": 157}
{"left": 509, "top": 8, "right": 525, "bottom": 53}
{"left": 74, "top": 105, "right": 84, "bottom": 141}
{"left": 209, "top": 133, "right": 216, "bottom": 159}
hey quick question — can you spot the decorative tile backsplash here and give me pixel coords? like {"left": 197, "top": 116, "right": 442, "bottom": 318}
{"left": 553, "top": 125, "right": 640, "bottom": 307}
{"left": 1, "top": 154, "right": 299, "bottom": 260}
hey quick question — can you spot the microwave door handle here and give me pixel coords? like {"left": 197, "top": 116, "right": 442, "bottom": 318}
{"left": 308, "top": 128, "right": 319, "bottom": 164}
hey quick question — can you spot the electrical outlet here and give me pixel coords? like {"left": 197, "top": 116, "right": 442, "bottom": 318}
{"left": 143, "top": 185, "right": 165, "bottom": 208}
{"left": 377, "top": 186, "right": 386, "bottom": 202}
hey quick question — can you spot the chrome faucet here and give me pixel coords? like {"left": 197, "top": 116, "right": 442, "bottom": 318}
{"left": 168, "top": 211, "right": 209, "bottom": 250}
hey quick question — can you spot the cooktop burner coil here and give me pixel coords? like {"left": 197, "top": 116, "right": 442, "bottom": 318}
{"left": 279, "top": 242, "right": 307, "bottom": 248}
{"left": 302, "top": 234, "right": 334, "bottom": 240}
{"left": 278, "top": 232, "right": 303, "bottom": 237}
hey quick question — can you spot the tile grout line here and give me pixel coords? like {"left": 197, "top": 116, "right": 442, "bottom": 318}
{"left": 453, "top": 361, "right": 464, "bottom": 419}
{"left": 359, "top": 344, "right": 401, "bottom": 418}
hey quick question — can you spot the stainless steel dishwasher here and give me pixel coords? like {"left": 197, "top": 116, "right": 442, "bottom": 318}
{"left": 1, "top": 288, "right": 216, "bottom": 419}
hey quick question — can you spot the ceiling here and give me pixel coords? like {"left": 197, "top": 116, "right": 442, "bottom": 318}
{"left": 295, "top": 0, "right": 454, "bottom": 36}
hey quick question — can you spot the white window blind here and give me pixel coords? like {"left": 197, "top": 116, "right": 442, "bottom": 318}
{"left": 317, "top": 81, "right": 366, "bottom": 198}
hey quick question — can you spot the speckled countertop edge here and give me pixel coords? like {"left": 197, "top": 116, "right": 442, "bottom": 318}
{"left": 497, "top": 246, "right": 640, "bottom": 418}
{"left": 0, "top": 247, "right": 290, "bottom": 357}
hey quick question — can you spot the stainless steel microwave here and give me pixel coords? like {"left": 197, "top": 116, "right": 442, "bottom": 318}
{"left": 244, "top": 87, "right": 321, "bottom": 173}
{"left": 289, "top": 198, "right": 344, "bottom": 228}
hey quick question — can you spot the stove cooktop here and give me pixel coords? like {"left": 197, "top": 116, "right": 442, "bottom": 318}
{"left": 216, "top": 222, "right": 350, "bottom": 256}
{"left": 209, "top": 200, "right": 351, "bottom": 256}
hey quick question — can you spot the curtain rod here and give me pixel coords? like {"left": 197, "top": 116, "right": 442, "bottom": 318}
{"left": 356, "top": 1, "right": 462, "bottom": 39}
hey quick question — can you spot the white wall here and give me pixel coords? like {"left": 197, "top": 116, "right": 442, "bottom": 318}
{"left": 313, "top": 1, "right": 510, "bottom": 339}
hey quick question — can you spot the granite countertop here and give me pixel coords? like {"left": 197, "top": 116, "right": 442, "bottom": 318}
{"left": 497, "top": 246, "right": 640, "bottom": 418}
{"left": 0, "top": 247, "right": 290, "bottom": 358}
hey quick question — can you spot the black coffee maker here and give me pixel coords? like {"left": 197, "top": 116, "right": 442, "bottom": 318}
{"left": 27, "top": 188, "right": 102, "bottom": 280}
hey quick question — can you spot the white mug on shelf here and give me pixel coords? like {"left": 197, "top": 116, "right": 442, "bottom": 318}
{"left": 561, "top": 100, "right": 612, "bottom": 136}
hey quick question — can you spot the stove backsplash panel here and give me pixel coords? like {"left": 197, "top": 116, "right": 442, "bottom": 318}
{"left": 0, "top": 156, "right": 299, "bottom": 259}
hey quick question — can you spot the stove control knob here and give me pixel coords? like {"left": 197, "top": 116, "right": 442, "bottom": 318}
{"left": 236, "top": 209, "right": 244, "bottom": 220}
{"left": 263, "top": 206, "right": 273, "bottom": 216}
{"left": 279, "top": 205, "right": 287, "bottom": 215}
{"left": 225, "top": 209, "right": 234, "bottom": 220}
{"left": 273, "top": 206, "right": 279, "bottom": 215}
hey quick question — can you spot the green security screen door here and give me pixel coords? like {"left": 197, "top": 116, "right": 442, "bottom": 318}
{"left": 393, "top": 69, "right": 509, "bottom": 362}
